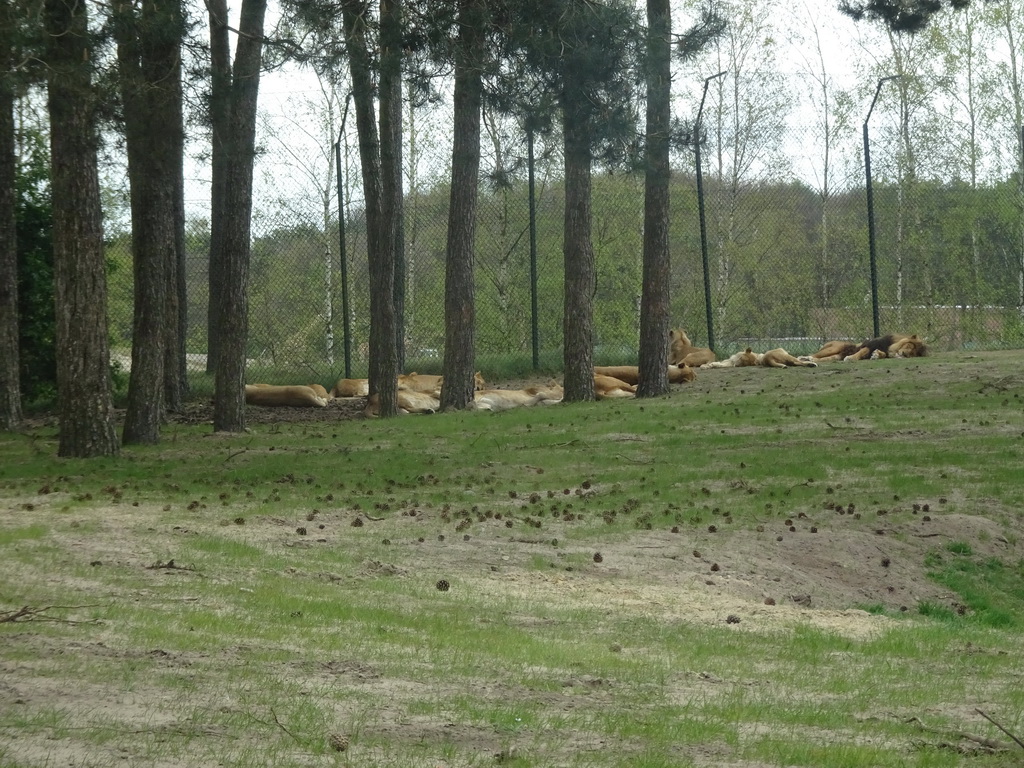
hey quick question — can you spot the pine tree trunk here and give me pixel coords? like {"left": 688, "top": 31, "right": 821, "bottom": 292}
{"left": 45, "top": 0, "right": 119, "bottom": 457}
{"left": 561, "top": 108, "right": 595, "bottom": 403}
{"left": 637, "top": 0, "right": 671, "bottom": 398}
{"left": 0, "top": 0, "right": 21, "bottom": 431}
{"left": 213, "top": 0, "right": 267, "bottom": 433}
{"left": 164, "top": 12, "right": 188, "bottom": 412}
{"left": 440, "top": 0, "right": 483, "bottom": 411}
{"left": 116, "top": 0, "right": 182, "bottom": 444}
{"left": 381, "top": 0, "right": 405, "bottom": 373}
{"left": 206, "top": 0, "right": 231, "bottom": 375}
{"left": 343, "top": 0, "right": 398, "bottom": 417}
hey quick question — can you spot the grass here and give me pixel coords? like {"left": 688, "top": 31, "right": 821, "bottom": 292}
{"left": 1, "top": 350, "right": 1024, "bottom": 766}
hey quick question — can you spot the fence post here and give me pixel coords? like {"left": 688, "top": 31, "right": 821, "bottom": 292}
{"left": 863, "top": 76, "right": 898, "bottom": 339}
{"left": 695, "top": 71, "right": 725, "bottom": 353}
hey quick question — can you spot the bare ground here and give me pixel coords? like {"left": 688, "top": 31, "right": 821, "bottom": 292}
{"left": 4, "top": 358, "right": 1024, "bottom": 766}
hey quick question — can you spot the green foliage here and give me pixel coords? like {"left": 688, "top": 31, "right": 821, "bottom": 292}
{"left": 15, "top": 129, "right": 55, "bottom": 406}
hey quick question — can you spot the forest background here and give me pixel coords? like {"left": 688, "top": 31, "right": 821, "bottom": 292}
{"left": 104, "top": 0, "right": 1024, "bottom": 374}
{"left": 6, "top": 0, "right": 1024, "bottom": 449}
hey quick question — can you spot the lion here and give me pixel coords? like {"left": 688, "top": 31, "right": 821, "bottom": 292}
{"left": 245, "top": 384, "right": 328, "bottom": 408}
{"left": 398, "top": 371, "right": 486, "bottom": 395}
{"left": 307, "top": 383, "right": 330, "bottom": 399}
{"left": 470, "top": 386, "right": 562, "bottom": 412}
{"left": 329, "top": 378, "right": 369, "bottom": 398}
{"left": 701, "top": 348, "right": 761, "bottom": 368}
{"left": 363, "top": 390, "right": 440, "bottom": 417}
{"left": 805, "top": 334, "right": 928, "bottom": 362}
{"left": 669, "top": 329, "right": 716, "bottom": 368}
{"left": 526, "top": 382, "right": 565, "bottom": 402}
{"left": 594, "top": 373, "right": 636, "bottom": 399}
{"left": 759, "top": 348, "right": 818, "bottom": 368}
{"left": 593, "top": 365, "right": 696, "bottom": 385}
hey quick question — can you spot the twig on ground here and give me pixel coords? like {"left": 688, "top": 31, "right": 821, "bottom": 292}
{"left": 906, "top": 716, "right": 1008, "bottom": 752}
{"left": 976, "top": 709, "right": 1024, "bottom": 751}
{"left": 616, "top": 454, "right": 652, "bottom": 464}
{"left": 146, "top": 559, "right": 197, "bottom": 572}
{"left": 0, "top": 605, "right": 100, "bottom": 624}
{"left": 245, "top": 709, "right": 306, "bottom": 748}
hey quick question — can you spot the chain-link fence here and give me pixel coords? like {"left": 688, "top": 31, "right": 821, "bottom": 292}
{"left": 105, "top": 101, "right": 1024, "bottom": 385}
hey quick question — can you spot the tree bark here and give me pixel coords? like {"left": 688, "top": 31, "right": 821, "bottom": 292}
{"left": 206, "top": 0, "right": 231, "bottom": 375}
{"left": 380, "top": 0, "right": 405, "bottom": 372}
{"left": 440, "top": 0, "right": 483, "bottom": 411}
{"left": 0, "top": 0, "right": 22, "bottom": 431}
{"left": 116, "top": 0, "right": 184, "bottom": 444}
{"left": 212, "top": 0, "right": 267, "bottom": 432}
{"left": 165, "top": 12, "right": 188, "bottom": 412}
{"left": 45, "top": 0, "right": 119, "bottom": 457}
{"left": 343, "top": 0, "right": 398, "bottom": 417}
{"left": 637, "top": 0, "right": 671, "bottom": 398}
{"left": 561, "top": 103, "right": 596, "bottom": 403}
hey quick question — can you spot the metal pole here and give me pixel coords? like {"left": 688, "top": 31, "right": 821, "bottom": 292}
{"left": 696, "top": 71, "right": 726, "bottom": 353}
{"left": 528, "top": 125, "right": 540, "bottom": 369}
{"left": 864, "top": 76, "right": 898, "bottom": 339}
{"left": 335, "top": 94, "right": 352, "bottom": 377}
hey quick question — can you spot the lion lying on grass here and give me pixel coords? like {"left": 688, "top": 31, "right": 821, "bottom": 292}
{"left": 669, "top": 329, "right": 716, "bottom": 368}
{"left": 245, "top": 384, "right": 328, "bottom": 408}
{"left": 805, "top": 334, "right": 928, "bottom": 363}
{"left": 702, "top": 348, "right": 816, "bottom": 369}
{"left": 397, "top": 371, "right": 486, "bottom": 395}
{"left": 593, "top": 365, "right": 696, "bottom": 384}
{"left": 329, "top": 378, "right": 369, "bottom": 398}
{"left": 363, "top": 390, "right": 441, "bottom": 417}
{"left": 470, "top": 384, "right": 564, "bottom": 412}
{"left": 594, "top": 374, "right": 636, "bottom": 399}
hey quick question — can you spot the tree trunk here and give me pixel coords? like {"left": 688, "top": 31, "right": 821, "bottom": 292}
{"left": 116, "top": 0, "right": 183, "bottom": 444}
{"left": 343, "top": 0, "right": 398, "bottom": 417}
{"left": 0, "top": 0, "right": 21, "bottom": 431}
{"left": 206, "top": 0, "right": 231, "bottom": 375}
{"left": 440, "top": 0, "right": 483, "bottom": 411}
{"left": 212, "top": 0, "right": 267, "bottom": 433}
{"left": 45, "top": 0, "right": 119, "bottom": 457}
{"left": 561, "top": 104, "right": 595, "bottom": 403}
{"left": 165, "top": 20, "right": 188, "bottom": 412}
{"left": 380, "top": 0, "right": 405, "bottom": 373}
{"left": 637, "top": 0, "right": 671, "bottom": 398}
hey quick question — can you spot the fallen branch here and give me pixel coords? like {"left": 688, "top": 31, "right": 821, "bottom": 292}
{"left": 976, "top": 709, "right": 1024, "bottom": 751}
{"left": 0, "top": 605, "right": 100, "bottom": 625}
{"left": 906, "top": 716, "right": 1008, "bottom": 752}
{"left": 146, "top": 559, "right": 197, "bottom": 572}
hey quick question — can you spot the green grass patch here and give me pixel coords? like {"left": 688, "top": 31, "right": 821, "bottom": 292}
{"left": 2, "top": 351, "right": 1024, "bottom": 766}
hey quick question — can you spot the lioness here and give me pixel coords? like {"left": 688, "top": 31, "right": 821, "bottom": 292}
{"left": 470, "top": 386, "right": 561, "bottom": 412}
{"left": 245, "top": 384, "right": 328, "bottom": 408}
{"left": 363, "top": 390, "right": 440, "bottom": 417}
{"left": 594, "top": 373, "right": 636, "bottom": 399}
{"left": 398, "top": 371, "right": 486, "bottom": 395}
{"left": 593, "top": 365, "right": 696, "bottom": 384}
{"left": 329, "top": 378, "right": 369, "bottom": 398}
{"left": 701, "top": 348, "right": 761, "bottom": 368}
{"left": 760, "top": 348, "right": 818, "bottom": 368}
{"left": 669, "top": 329, "right": 716, "bottom": 368}
{"left": 307, "top": 383, "right": 330, "bottom": 399}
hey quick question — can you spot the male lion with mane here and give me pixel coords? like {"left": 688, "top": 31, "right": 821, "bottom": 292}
{"left": 804, "top": 334, "right": 927, "bottom": 362}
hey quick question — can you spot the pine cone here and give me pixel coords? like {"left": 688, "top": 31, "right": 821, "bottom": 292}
{"left": 328, "top": 733, "right": 349, "bottom": 752}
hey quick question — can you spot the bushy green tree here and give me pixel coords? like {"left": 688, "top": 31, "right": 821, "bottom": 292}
{"left": 14, "top": 130, "right": 55, "bottom": 406}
